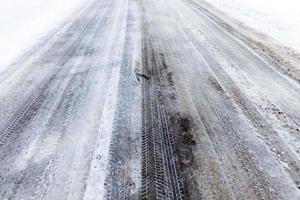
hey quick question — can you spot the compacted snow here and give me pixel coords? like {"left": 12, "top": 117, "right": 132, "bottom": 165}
{"left": 0, "top": 0, "right": 89, "bottom": 74}
{"left": 204, "top": 0, "right": 300, "bottom": 52}
{"left": 0, "top": 0, "right": 300, "bottom": 199}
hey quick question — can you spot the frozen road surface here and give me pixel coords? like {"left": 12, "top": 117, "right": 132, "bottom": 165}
{"left": 0, "top": 0, "right": 300, "bottom": 199}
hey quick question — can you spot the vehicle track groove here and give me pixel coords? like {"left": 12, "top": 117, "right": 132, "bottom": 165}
{"left": 140, "top": 23, "right": 184, "bottom": 199}
{"left": 0, "top": 0, "right": 110, "bottom": 148}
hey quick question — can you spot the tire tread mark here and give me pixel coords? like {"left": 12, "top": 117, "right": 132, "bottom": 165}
{"left": 0, "top": 0, "right": 108, "bottom": 147}
{"left": 140, "top": 33, "right": 184, "bottom": 199}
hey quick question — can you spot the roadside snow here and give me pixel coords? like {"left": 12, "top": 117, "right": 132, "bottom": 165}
{"left": 204, "top": 0, "right": 300, "bottom": 52}
{"left": 0, "top": 0, "right": 89, "bottom": 74}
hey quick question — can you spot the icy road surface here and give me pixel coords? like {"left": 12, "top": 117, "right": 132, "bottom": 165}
{"left": 0, "top": 0, "right": 300, "bottom": 199}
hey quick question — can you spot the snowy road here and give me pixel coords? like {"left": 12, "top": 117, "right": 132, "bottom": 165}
{"left": 0, "top": 0, "right": 300, "bottom": 199}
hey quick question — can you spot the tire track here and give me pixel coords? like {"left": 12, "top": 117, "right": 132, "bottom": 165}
{"left": 143, "top": 0, "right": 299, "bottom": 198}
{"left": 0, "top": 0, "right": 108, "bottom": 148}
{"left": 184, "top": 0, "right": 300, "bottom": 126}
{"left": 0, "top": 1, "right": 113, "bottom": 198}
{"left": 140, "top": 21, "right": 184, "bottom": 199}
{"left": 103, "top": 0, "right": 135, "bottom": 198}
{"left": 168, "top": 0, "right": 300, "bottom": 188}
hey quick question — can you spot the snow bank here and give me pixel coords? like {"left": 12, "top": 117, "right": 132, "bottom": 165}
{"left": 0, "top": 0, "right": 89, "bottom": 73}
{"left": 205, "top": 0, "right": 300, "bottom": 52}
